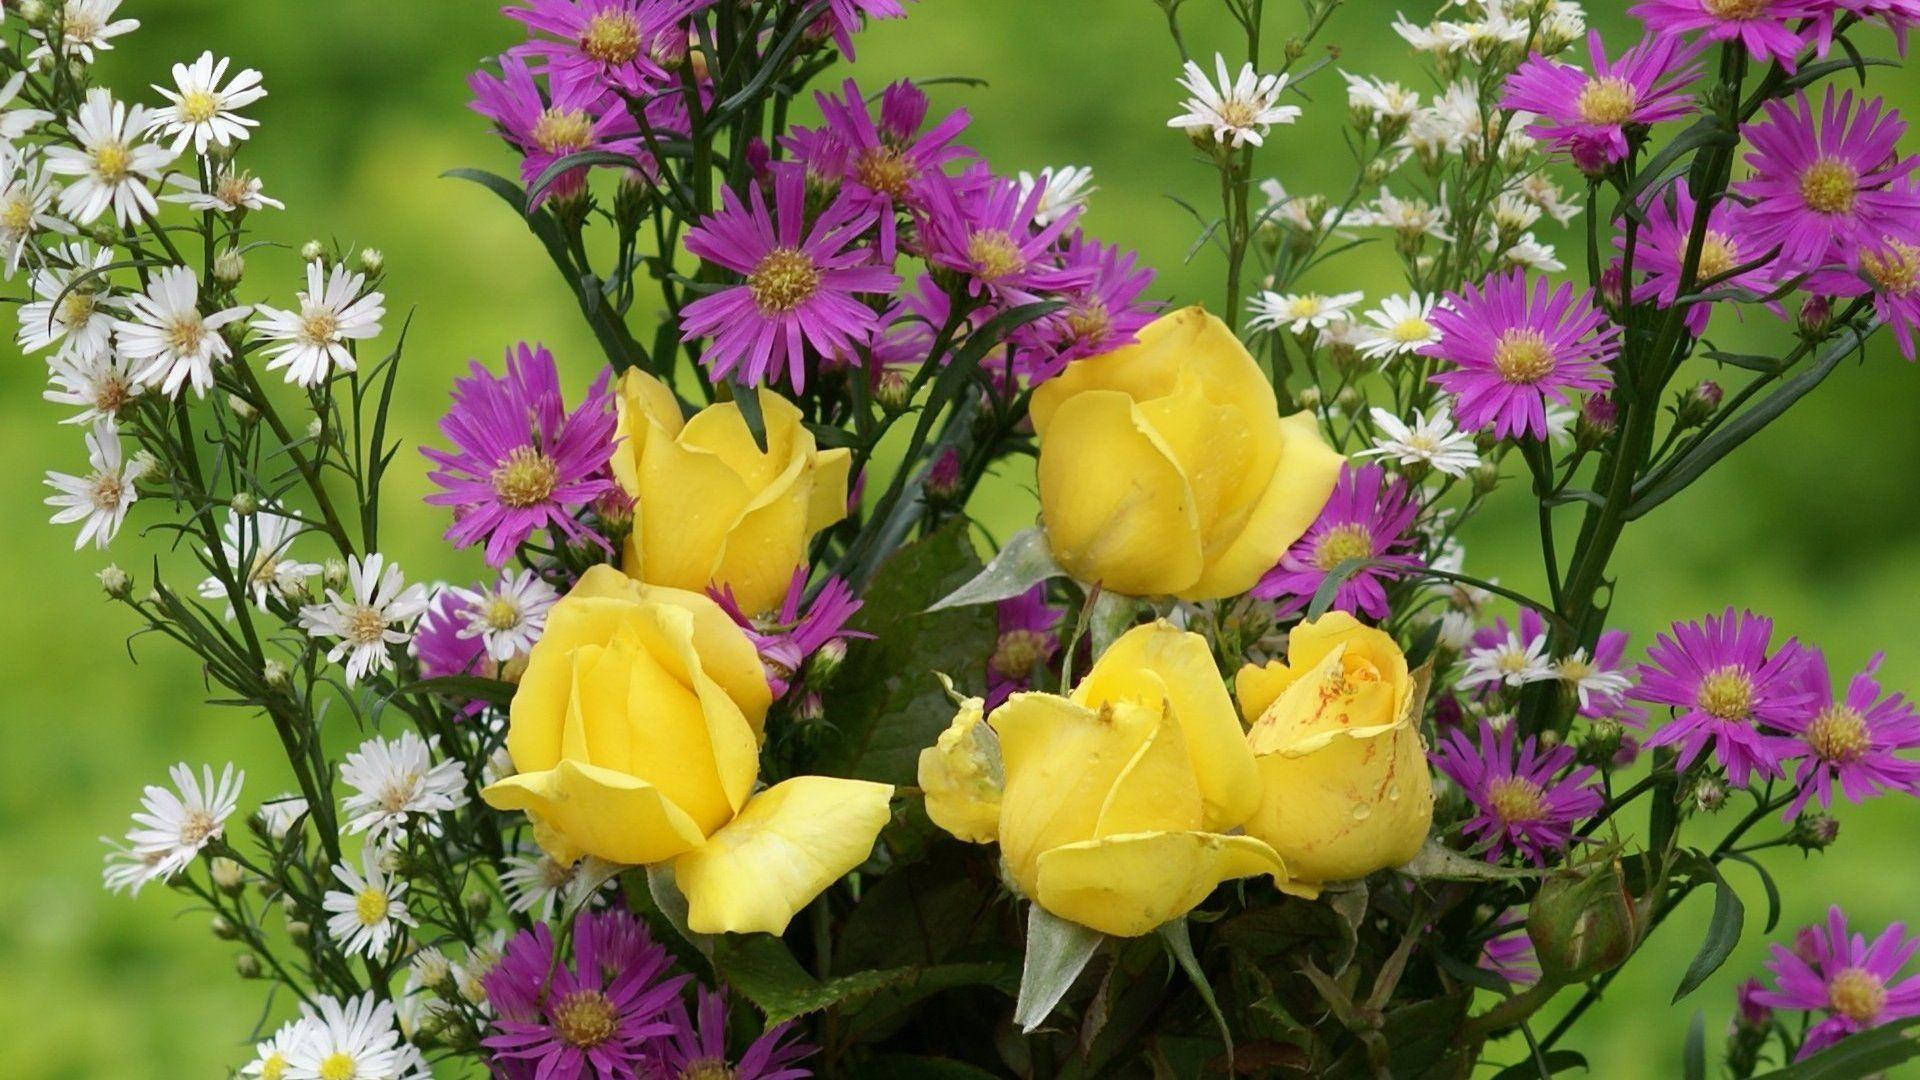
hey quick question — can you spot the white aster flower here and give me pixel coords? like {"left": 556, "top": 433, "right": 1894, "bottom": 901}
{"left": 148, "top": 52, "right": 266, "bottom": 155}
{"left": 1015, "top": 164, "right": 1095, "bottom": 228}
{"left": 163, "top": 167, "right": 285, "bottom": 213}
{"left": 1490, "top": 191, "right": 1544, "bottom": 238}
{"left": 195, "top": 509, "right": 320, "bottom": 616}
{"left": 1341, "top": 72, "right": 1420, "bottom": 123}
{"left": 284, "top": 993, "right": 411, "bottom": 1080}
{"left": 1459, "top": 630, "right": 1556, "bottom": 691}
{"left": 252, "top": 262, "right": 385, "bottom": 386}
{"left": 42, "top": 89, "right": 174, "bottom": 226}
{"left": 1357, "top": 293, "right": 1441, "bottom": 360}
{"left": 452, "top": 931, "right": 508, "bottom": 1011}
{"left": 0, "top": 153, "right": 69, "bottom": 280}
{"left": 1247, "top": 289, "right": 1363, "bottom": 334}
{"left": 1358, "top": 406, "right": 1481, "bottom": 477}
{"left": 1543, "top": 402, "right": 1578, "bottom": 446}
{"left": 1256, "top": 178, "right": 1341, "bottom": 234}
{"left": 45, "top": 419, "right": 144, "bottom": 549}
{"left": 240, "top": 1018, "right": 314, "bottom": 1080}
{"left": 258, "top": 794, "right": 310, "bottom": 841}
{"left": 1510, "top": 172, "right": 1582, "bottom": 227}
{"left": 1436, "top": 609, "right": 1478, "bottom": 651}
{"left": 299, "top": 553, "right": 430, "bottom": 686}
{"left": 116, "top": 265, "right": 250, "bottom": 398}
{"left": 44, "top": 348, "right": 141, "bottom": 428}
{"left": 100, "top": 838, "right": 166, "bottom": 895}
{"left": 1495, "top": 231, "right": 1565, "bottom": 273}
{"left": 1554, "top": 649, "right": 1634, "bottom": 711}
{"left": 338, "top": 730, "right": 469, "bottom": 842}
{"left": 103, "top": 762, "right": 243, "bottom": 893}
{"left": 28, "top": 0, "right": 139, "bottom": 65}
{"left": 1364, "top": 188, "right": 1451, "bottom": 242}
{"left": 500, "top": 847, "right": 613, "bottom": 922}
{"left": 18, "top": 242, "right": 118, "bottom": 358}
{"left": 324, "top": 853, "right": 416, "bottom": 959}
{"left": 0, "top": 72, "right": 55, "bottom": 142}
{"left": 1391, "top": 12, "right": 1454, "bottom": 54}
{"left": 450, "top": 569, "right": 558, "bottom": 663}
{"left": 1169, "top": 55, "right": 1300, "bottom": 148}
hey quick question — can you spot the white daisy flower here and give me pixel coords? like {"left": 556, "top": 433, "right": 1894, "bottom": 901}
{"left": 0, "top": 153, "right": 69, "bottom": 280}
{"left": 1255, "top": 179, "right": 1339, "bottom": 234}
{"left": 17, "top": 242, "right": 119, "bottom": 358}
{"left": 500, "top": 847, "right": 612, "bottom": 922}
{"left": 103, "top": 762, "right": 243, "bottom": 894}
{"left": 1246, "top": 290, "right": 1363, "bottom": 334}
{"left": 44, "top": 348, "right": 141, "bottom": 428}
{"left": 252, "top": 262, "right": 385, "bottom": 387}
{"left": 116, "top": 265, "right": 250, "bottom": 399}
{"left": 1391, "top": 12, "right": 1454, "bottom": 54}
{"left": 1459, "top": 631, "right": 1557, "bottom": 691}
{"left": 1490, "top": 191, "right": 1543, "bottom": 238}
{"left": 1363, "top": 188, "right": 1451, "bottom": 242}
{"left": 1494, "top": 231, "right": 1565, "bottom": 273}
{"left": 148, "top": 52, "right": 266, "bottom": 155}
{"left": 100, "top": 838, "right": 167, "bottom": 895}
{"left": 195, "top": 509, "right": 321, "bottom": 616}
{"left": 163, "top": 167, "right": 285, "bottom": 213}
{"left": 323, "top": 854, "right": 415, "bottom": 959}
{"left": 1340, "top": 72, "right": 1420, "bottom": 123}
{"left": 42, "top": 89, "right": 174, "bottom": 227}
{"left": 240, "top": 1018, "right": 314, "bottom": 1080}
{"left": 299, "top": 554, "right": 430, "bottom": 686}
{"left": 257, "top": 795, "right": 310, "bottom": 841}
{"left": 1436, "top": 609, "right": 1478, "bottom": 651}
{"left": 1168, "top": 55, "right": 1300, "bottom": 148}
{"left": 1510, "top": 173, "right": 1582, "bottom": 227}
{"left": 0, "top": 72, "right": 55, "bottom": 142}
{"left": 1554, "top": 649, "right": 1634, "bottom": 711}
{"left": 28, "top": 0, "right": 139, "bottom": 65}
{"left": 1356, "top": 293, "right": 1441, "bottom": 360}
{"left": 451, "top": 932, "right": 508, "bottom": 1010}
{"left": 450, "top": 569, "right": 557, "bottom": 663}
{"left": 1015, "top": 164, "right": 1095, "bottom": 228}
{"left": 44, "top": 419, "right": 145, "bottom": 549}
{"left": 338, "top": 730, "right": 469, "bottom": 842}
{"left": 1358, "top": 406, "right": 1481, "bottom": 477}
{"left": 284, "top": 993, "right": 410, "bottom": 1080}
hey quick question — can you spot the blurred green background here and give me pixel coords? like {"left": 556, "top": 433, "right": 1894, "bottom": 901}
{"left": 4, "top": 1, "right": 1918, "bottom": 1076}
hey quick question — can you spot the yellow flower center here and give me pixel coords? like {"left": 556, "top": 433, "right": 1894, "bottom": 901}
{"left": 300, "top": 311, "right": 340, "bottom": 346}
{"left": 1556, "top": 655, "right": 1598, "bottom": 683}
{"left": 1806, "top": 704, "right": 1871, "bottom": 764}
{"left": 92, "top": 141, "right": 131, "bottom": 182}
{"left": 539, "top": 856, "right": 576, "bottom": 890}
{"left": 318, "top": 1051, "right": 358, "bottom": 1080}
{"left": 64, "top": 10, "right": 105, "bottom": 40}
{"left": 1, "top": 194, "right": 34, "bottom": 233}
{"left": 532, "top": 108, "right": 594, "bottom": 154}
{"left": 483, "top": 596, "right": 521, "bottom": 631}
{"left": 1390, "top": 316, "right": 1433, "bottom": 343}
{"left": 490, "top": 445, "right": 559, "bottom": 508}
{"left": 1286, "top": 296, "right": 1326, "bottom": 320}
{"left": 59, "top": 291, "right": 97, "bottom": 329}
{"left": 259, "top": 1052, "right": 288, "bottom": 1080}
{"left": 1828, "top": 967, "right": 1888, "bottom": 1022}
{"left": 216, "top": 173, "right": 254, "bottom": 206}
{"left": 1217, "top": 98, "right": 1264, "bottom": 130}
{"left": 89, "top": 470, "right": 126, "bottom": 511}
{"left": 345, "top": 605, "right": 389, "bottom": 647}
{"left": 747, "top": 247, "right": 822, "bottom": 314}
{"left": 990, "top": 628, "right": 1048, "bottom": 681}
{"left": 1492, "top": 329, "right": 1556, "bottom": 385}
{"left": 1575, "top": 76, "right": 1638, "bottom": 126}
{"left": 1704, "top": 0, "right": 1769, "bottom": 16}
{"left": 1486, "top": 776, "right": 1547, "bottom": 824}
{"left": 355, "top": 886, "right": 389, "bottom": 926}
{"left": 852, "top": 146, "right": 915, "bottom": 198}
{"left": 1862, "top": 240, "right": 1920, "bottom": 298}
{"left": 177, "top": 810, "right": 218, "bottom": 848}
{"left": 378, "top": 774, "right": 421, "bottom": 813}
{"left": 967, "top": 229, "right": 1026, "bottom": 282}
{"left": 1696, "top": 667, "right": 1756, "bottom": 722}
{"left": 551, "top": 989, "right": 618, "bottom": 1049}
{"left": 1799, "top": 158, "right": 1860, "bottom": 215}
{"left": 1312, "top": 523, "right": 1375, "bottom": 571}
{"left": 165, "top": 315, "right": 209, "bottom": 356}
{"left": 1063, "top": 302, "right": 1111, "bottom": 344}
{"left": 679, "top": 1060, "right": 739, "bottom": 1080}
{"left": 1697, "top": 231, "right": 1741, "bottom": 281}
{"left": 180, "top": 89, "right": 221, "bottom": 124}
{"left": 581, "top": 11, "right": 642, "bottom": 64}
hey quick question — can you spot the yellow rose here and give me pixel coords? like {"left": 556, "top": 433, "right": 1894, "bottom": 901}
{"left": 916, "top": 695, "right": 1002, "bottom": 844}
{"left": 1029, "top": 306, "right": 1343, "bottom": 601}
{"left": 1237, "top": 613, "right": 1434, "bottom": 893}
{"left": 613, "top": 371, "right": 851, "bottom": 615}
{"left": 480, "top": 565, "right": 892, "bottom": 935}
{"left": 925, "top": 622, "right": 1293, "bottom": 937}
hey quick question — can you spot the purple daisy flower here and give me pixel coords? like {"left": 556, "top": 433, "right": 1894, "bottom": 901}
{"left": 1773, "top": 650, "right": 1920, "bottom": 819}
{"left": 653, "top": 986, "right": 814, "bottom": 1080}
{"left": 1432, "top": 719, "right": 1606, "bottom": 865}
{"left": 1625, "top": 181, "right": 1779, "bottom": 336}
{"left": 1010, "top": 234, "right": 1158, "bottom": 381}
{"left": 468, "top": 53, "right": 643, "bottom": 204}
{"left": 1628, "top": 0, "right": 1820, "bottom": 69}
{"left": 791, "top": 79, "right": 972, "bottom": 261}
{"left": 1480, "top": 910, "right": 1541, "bottom": 987}
{"left": 1753, "top": 907, "right": 1920, "bottom": 1058}
{"left": 1805, "top": 194, "right": 1920, "bottom": 359}
{"left": 914, "top": 166, "right": 1092, "bottom": 309}
{"left": 679, "top": 163, "right": 900, "bottom": 390}
{"left": 1734, "top": 88, "right": 1919, "bottom": 273}
{"left": 1631, "top": 608, "right": 1818, "bottom": 787}
{"left": 413, "top": 589, "right": 491, "bottom": 716}
{"left": 1424, "top": 270, "right": 1622, "bottom": 443}
{"left": 483, "top": 908, "right": 689, "bottom": 1079}
{"left": 1252, "top": 462, "right": 1422, "bottom": 620}
{"left": 505, "top": 0, "right": 699, "bottom": 100}
{"left": 713, "top": 568, "right": 868, "bottom": 699}
{"left": 1502, "top": 30, "right": 1704, "bottom": 172}
{"left": 810, "top": 0, "right": 911, "bottom": 59}
{"left": 985, "top": 584, "right": 1063, "bottom": 708}
{"left": 422, "top": 343, "right": 617, "bottom": 567}
{"left": 1808, "top": 0, "right": 1920, "bottom": 55}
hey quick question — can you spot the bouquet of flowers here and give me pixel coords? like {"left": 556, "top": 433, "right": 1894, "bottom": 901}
{"left": 15, "top": 0, "right": 1920, "bottom": 1075}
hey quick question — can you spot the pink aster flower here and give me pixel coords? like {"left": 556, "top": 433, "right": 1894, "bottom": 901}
{"left": 1502, "top": 30, "right": 1704, "bottom": 172}
{"left": 653, "top": 986, "right": 814, "bottom": 1079}
{"left": 1625, "top": 181, "right": 1779, "bottom": 336}
{"left": 1432, "top": 719, "right": 1606, "bottom": 865}
{"left": 1807, "top": 0, "right": 1920, "bottom": 55}
{"left": 469, "top": 53, "right": 643, "bottom": 204}
{"left": 985, "top": 584, "right": 1062, "bottom": 708}
{"left": 1424, "top": 270, "right": 1622, "bottom": 442}
{"left": 810, "top": 0, "right": 911, "bottom": 59}
{"left": 483, "top": 908, "right": 688, "bottom": 1079}
{"left": 713, "top": 568, "right": 867, "bottom": 699}
{"left": 505, "top": 0, "right": 702, "bottom": 100}
{"left": 790, "top": 79, "right": 973, "bottom": 261}
{"left": 1734, "top": 89, "right": 1919, "bottom": 273}
{"left": 1772, "top": 650, "right": 1920, "bottom": 819}
{"left": 1631, "top": 608, "right": 1819, "bottom": 787}
{"left": 1628, "top": 0, "right": 1820, "bottom": 69}
{"left": 1009, "top": 234, "right": 1158, "bottom": 381}
{"left": 422, "top": 343, "right": 617, "bottom": 567}
{"left": 1805, "top": 194, "right": 1920, "bottom": 359}
{"left": 679, "top": 163, "right": 900, "bottom": 390}
{"left": 412, "top": 589, "right": 491, "bottom": 716}
{"left": 914, "top": 167, "right": 1092, "bottom": 309}
{"left": 1753, "top": 907, "right": 1920, "bottom": 1058}
{"left": 1252, "top": 463, "right": 1422, "bottom": 620}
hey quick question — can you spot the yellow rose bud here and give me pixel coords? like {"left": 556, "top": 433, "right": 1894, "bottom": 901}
{"left": 1030, "top": 306, "right": 1344, "bottom": 601}
{"left": 917, "top": 696, "right": 1003, "bottom": 844}
{"left": 1238, "top": 613, "right": 1435, "bottom": 893}
{"left": 482, "top": 566, "right": 892, "bottom": 935}
{"left": 940, "top": 622, "right": 1290, "bottom": 937}
{"left": 612, "top": 371, "right": 852, "bottom": 615}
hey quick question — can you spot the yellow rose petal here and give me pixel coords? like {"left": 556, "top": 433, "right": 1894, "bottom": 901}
{"left": 1033, "top": 830, "right": 1287, "bottom": 938}
{"left": 918, "top": 699, "right": 1004, "bottom": 844}
{"left": 991, "top": 692, "right": 1154, "bottom": 898}
{"left": 481, "top": 759, "right": 708, "bottom": 867}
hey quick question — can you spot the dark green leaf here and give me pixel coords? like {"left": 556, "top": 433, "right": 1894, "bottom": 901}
{"left": 441, "top": 167, "right": 529, "bottom": 215}
{"left": 1306, "top": 557, "right": 1369, "bottom": 620}
{"left": 1724, "top": 851, "right": 1782, "bottom": 934}
{"left": 389, "top": 674, "right": 515, "bottom": 708}
{"left": 1673, "top": 857, "right": 1745, "bottom": 1003}
{"left": 1748, "top": 1016, "right": 1920, "bottom": 1079}
{"left": 731, "top": 380, "right": 767, "bottom": 452}
{"left": 1218, "top": 897, "right": 1358, "bottom": 975}
{"left": 1490, "top": 1049, "right": 1588, "bottom": 1079}
{"left": 710, "top": 934, "right": 915, "bottom": 1025}
{"left": 524, "top": 149, "right": 648, "bottom": 203}
{"left": 1683, "top": 1009, "right": 1706, "bottom": 1080}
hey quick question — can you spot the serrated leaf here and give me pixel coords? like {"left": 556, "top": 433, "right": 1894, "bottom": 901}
{"left": 1015, "top": 904, "right": 1105, "bottom": 1033}
{"left": 711, "top": 934, "right": 914, "bottom": 1025}
{"left": 927, "top": 527, "right": 1062, "bottom": 612}
{"left": 1217, "top": 897, "right": 1358, "bottom": 974}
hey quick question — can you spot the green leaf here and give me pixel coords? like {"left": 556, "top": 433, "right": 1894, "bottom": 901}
{"left": 1490, "top": 1049, "right": 1588, "bottom": 1079}
{"left": 731, "top": 380, "right": 767, "bottom": 453}
{"left": 1748, "top": 1016, "right": 1920, "bottom": 1079}
{"left": 834, "top": 845, "right": 995, "bottom": 972}
{"left": 1724, "top": 851, "right": 1782, "bottom": 934}
{"left": 1217, "top": 896, "right": 1359, "bottom": 975}
{"left": 441, "top": 167, "right": 529, "bottom": 215}
{"left": 1160, "top": 919, "right": 1232, "bottom": 1062}
{"left": 1088, "top": 590, "right": 1139, "bottom": 658}
{"left": 390, "top": 674, "right": 515, "bottom": 709}
{"left": 710, "top": 934, "right": 915, "bottom": 1025}
{"left": 1306, "top": 557, "right": 1370, "bottom": 620}
{"left": 811, "top": 521, "right": 996, "bottom": 784}
{"left": 1683, "top": 1009, "right": 1706, "bottom": 1080}
{"left": 1672, "top": 857, "right": 1745, "bottom": 1003}
{"left": 1014, "top": 904, "right": 1104, "bottom": 1033}
{"left": 840, "top": 961, "right": 1020, "bottom": 1043}
{"left": 926, "top": 527, "right": 1062, "bottom": 612}
{"left": 524, "top": 148, "right": 648, "bottom": 203}
{"left": 1399, "top": 840, "right": 1539, "bottom": 882}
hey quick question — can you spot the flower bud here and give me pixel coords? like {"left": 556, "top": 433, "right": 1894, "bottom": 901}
{"left": 1690, "top": 775, "right": 1727, "bottom": 813}
{"left": 1527, "top": 858, "right": 1646, "bottom": 983}
{"left": 1470, "top": 460, "right": 1503, "bottom": 495}
{"left": 323, "top": 558, "right": 349, "bottom": 589}
{"left": 1333, "top": 386, "right": 1363, "bottom": 415}
{"left": 306, "top": 417, "right": 324, "bottom": 440}
{"left": 1294, "top": 386, "right": 1323, "bottom": 410}
{"left": 795, "top": 691, "right": 827, "bottom": 725}
{"left": 1797, "top": 295, "right": 1833, "bottom": 338}
{"left": 591, "top": 487, "right": 634, "bottom": 542}
{"left": 211, "top": 856, "right": 246, "bottom": 895}
{"left": 286, "top": 920, "right": 311, "bottom": 944}
{"left": 18, "top": 0, "right": 51, "bottom": 28}
{"left": 300, "top": 240, "right": 325, "bottom": 263}
{"left": 230, "top": 491, "right": 258, "bottom": 516}
{"left": 210, "top": 915, "right": 240, "bottom": 940}
{"left": 1578, "top": 717, "right": 1625, "bottom": 767}
{"left": 1574, "top": 394, "right": 1618, "bottom": 451}
{"left": 263, "top": 658, "right": 291, "bottom": 690}
{"left": 924, "top": 448, "right": 963, "bottom": 504}
{"left": 465, "top": 892, "right": 493, "bottom": 919}
{"left": 98, "top": 564, "right": 132, "bottom": 599}
{"left": 142, "top": 588, "right": 165, "bottom": 607}
{"left": 804, "top": 637, "right": 847, "bottom": 685}
{"left": 1363, "top": 157, "right": 1394, "bottom": 185}
{"left": 234, "top": 952, "right": 263, "bottom": 979}
{"left": 874, "top": 368, "right": 911, "bottom": 412}
{"left": 356, "top": 248, "right": 384, "bottom": 275}
{"left": 226, "top": 392, "right": 258, "bottom": 423}
{"left": 1790, "top": 813, "right": 1840, "bottom": 852}
{"left": 129, "top": 449, "right": 159, "bottom": 483}
{"left": 1675, "top": 381, "right": 1722, "bottom": 429}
